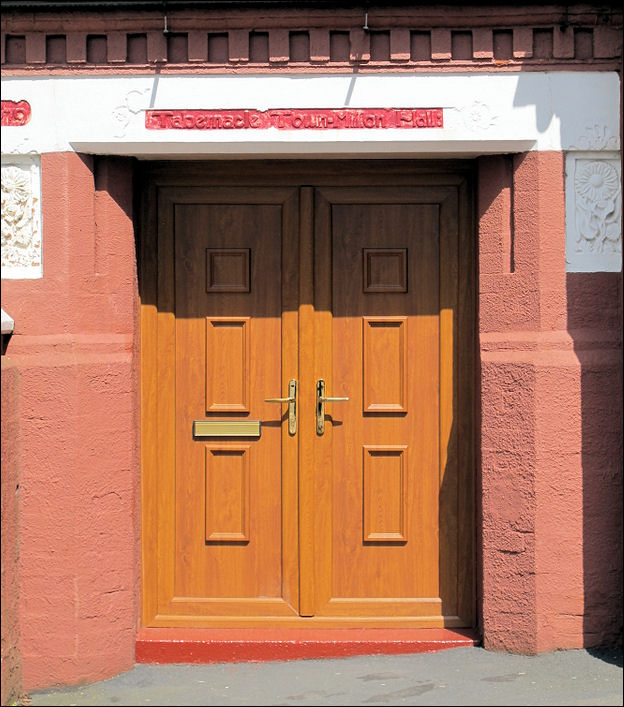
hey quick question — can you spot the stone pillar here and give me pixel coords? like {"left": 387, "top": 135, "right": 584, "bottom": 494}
{"left": 1, "top": 357, "right": 23, "bottom": 705}
{"left": 479, "top": 151, "right": 587, "bottom": 653}
{"left": 0, "top": 153, "right": 140, "bottom": 690}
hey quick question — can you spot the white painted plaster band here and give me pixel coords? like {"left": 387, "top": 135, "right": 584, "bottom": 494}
{"left": 2, "top": 71, "right": 621, "bottom": 273}
{"left": 1, "top": 72, "right": 620, "bottom": 158}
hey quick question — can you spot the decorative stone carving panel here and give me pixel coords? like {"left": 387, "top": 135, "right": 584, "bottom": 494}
{"left": 1, "top": 156, "right": 42, "bottom": 279}
{"left": 565, "top": 152, "right": 621, "bottom": 273}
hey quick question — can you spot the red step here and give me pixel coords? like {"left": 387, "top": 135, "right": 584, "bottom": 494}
{"left": 136, "top": 627, "right": 480, "bottom": 664}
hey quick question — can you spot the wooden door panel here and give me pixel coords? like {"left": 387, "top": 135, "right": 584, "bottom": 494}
{"left": 206, "top": 317, "right": 251, "bottom": 412}
{"left": 204, "top": 445, "right": 251, "bottom": 543}
{"left": 311, "top": 188, "right": 454, "bottom": 624}
{"left": 362, "top": 445, "right": 409, "bottom": 543}
{"left": 362, "top": 316, "right": 408, "bottom": 412}
{"left": 148, "top": 188, "right": 300, "bottom": 623}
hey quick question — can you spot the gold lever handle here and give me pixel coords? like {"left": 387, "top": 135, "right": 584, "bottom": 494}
{"left": 316, "top": 379, "right": 349, "bottom": 435}
{"left": 265, "top": 379, "right": 297, "bottom": 435}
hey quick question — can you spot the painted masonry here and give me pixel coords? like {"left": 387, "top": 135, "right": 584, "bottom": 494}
{"left": 1, "top": 0, "right": 622, "bottom": 701}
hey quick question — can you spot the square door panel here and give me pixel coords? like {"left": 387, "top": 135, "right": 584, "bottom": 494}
{"left": 206, "top": 248, "right": 251, "bottom": 293}
{"left": 363, "top": 248, "right": 408, "bottom": 293}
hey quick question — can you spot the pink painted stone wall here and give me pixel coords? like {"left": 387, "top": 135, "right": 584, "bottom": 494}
{"left": 0, "top": 153, "right": 140, "bottom": 691}
{"left": 1, "top": 147, "right": 621, "bottom": 694}
{"left": 478, "top": 151, "right": 623, "bottom": 653}
{"left": 565, "top": 272, "right": 623, "bottom": 647}
{"left": 1, "top": 357, "right": 23, "bottom": 705}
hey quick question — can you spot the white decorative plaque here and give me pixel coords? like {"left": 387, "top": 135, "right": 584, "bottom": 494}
{"left": 1, "top": 156, "right": 42, "bottom": 279}
{"left": 565, "top": 152, "right": 622, "bottom": 273}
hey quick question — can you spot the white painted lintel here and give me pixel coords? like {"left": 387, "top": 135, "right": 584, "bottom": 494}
{"left": 69, "top": 138, "right": 537, "bottom": 159}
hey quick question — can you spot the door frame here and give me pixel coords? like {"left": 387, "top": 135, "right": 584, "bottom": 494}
{"left": 138, "top": 159, "right": 476, "bottom": 629}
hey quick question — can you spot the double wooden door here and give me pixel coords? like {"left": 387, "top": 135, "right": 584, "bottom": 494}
{"left": 141, "top": 162, "right": 474, "bottom": 628}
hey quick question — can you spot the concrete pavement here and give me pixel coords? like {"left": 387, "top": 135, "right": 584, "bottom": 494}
{"left": 26, "top": 645, "right": 622, "bottom": 706}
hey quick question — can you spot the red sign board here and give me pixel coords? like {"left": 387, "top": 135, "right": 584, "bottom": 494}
{"left": 1, "top": 100, "right": 32, "bottom": 126}
{"left": 146, "top": 108, "right": 443, "bottom": 131}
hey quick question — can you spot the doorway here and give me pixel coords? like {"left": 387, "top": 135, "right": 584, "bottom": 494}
{"left": 140, "top": 160, "right": 475, "bottom": 628}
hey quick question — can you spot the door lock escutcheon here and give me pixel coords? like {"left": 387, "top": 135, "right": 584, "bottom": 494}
{"left": 316, "top": 379, "right": 349, "bottom": 435}
{"left": 265, "top": 379, "right": 297, "bottom": 434}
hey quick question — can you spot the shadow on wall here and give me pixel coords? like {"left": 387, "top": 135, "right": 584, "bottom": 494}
{"left": 566, "top": 271, "right": 623, "bottom": 649}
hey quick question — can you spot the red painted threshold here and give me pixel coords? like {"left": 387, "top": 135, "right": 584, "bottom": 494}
{"left": 136, "top": 628, "right": 480, "bottom": 664}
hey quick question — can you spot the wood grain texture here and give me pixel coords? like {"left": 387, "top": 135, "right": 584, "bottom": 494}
{"left": 363, "top": 446, "right": 409, "bottom": 542}
{"left": 363, "top": 316, "right": 408, "bottom": 412}
{"left": 205, "top": 317, "right": 251, "bottom": 412}
{"left": 204, "top": 446, "right": 250, "bottom": 543}
{"left": 363, "top": 249, "right": 408, "bottom": 293}
{"left": 205, "top": 248, "right": 250, "bottom": 293}
{"left": 298, "top": 187, "right": 316, "bottom": 617}
{"left": 139, "top": 178, "right": 159, "bottom": 626}
{"left": 139, "top": 162, "right": 474, "bottom": 628}
{"left": 314, "top": 189, "right": 443, "bottom": 619}
{"left": 144, "top": 185, "right": 300, "bottom": 621}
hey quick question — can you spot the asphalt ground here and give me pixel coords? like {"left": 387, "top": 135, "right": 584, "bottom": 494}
{"left": 25, "top": 645, "right": 623, "bottom": 707}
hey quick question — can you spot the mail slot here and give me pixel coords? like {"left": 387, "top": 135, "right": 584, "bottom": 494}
{"left": 193, "top": 420, "right": 261, "bottom": 438}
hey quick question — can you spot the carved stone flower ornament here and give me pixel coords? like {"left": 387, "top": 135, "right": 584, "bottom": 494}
{"left": 575, "top": 161, "right": 619, "bottom": 205}
{"left": 574, "top": 160, "right": 621, "bottom": 254}
{"left": 1, "top": 163, "right": 41, "bottom": 272}
{"left": 1, "top": 166, "right": 33, "bottom": 248}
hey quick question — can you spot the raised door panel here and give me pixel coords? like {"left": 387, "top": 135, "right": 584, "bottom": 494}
{"left": 363, "top": 316, "right": 408, "bottom": 412}
{"left": 362, "top": 445, "right": 408, "bottom": 543}
{"left": 204, "top": 446, "right": 251, "bottom": 543}
{"left": 206, "top": 316, "right": 251, "bottom": 412}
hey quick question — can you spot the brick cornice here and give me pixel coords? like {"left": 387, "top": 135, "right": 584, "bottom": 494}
{"left": 1, "top": 4, "right": 621, "bottom": 73}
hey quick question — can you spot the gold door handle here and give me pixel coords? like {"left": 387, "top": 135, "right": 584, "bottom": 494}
{"left": 265, "top": 379, "right": 297, "bottom": 435}
{"left": 316, "top": 379, "right": 349, "bottom": 435}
